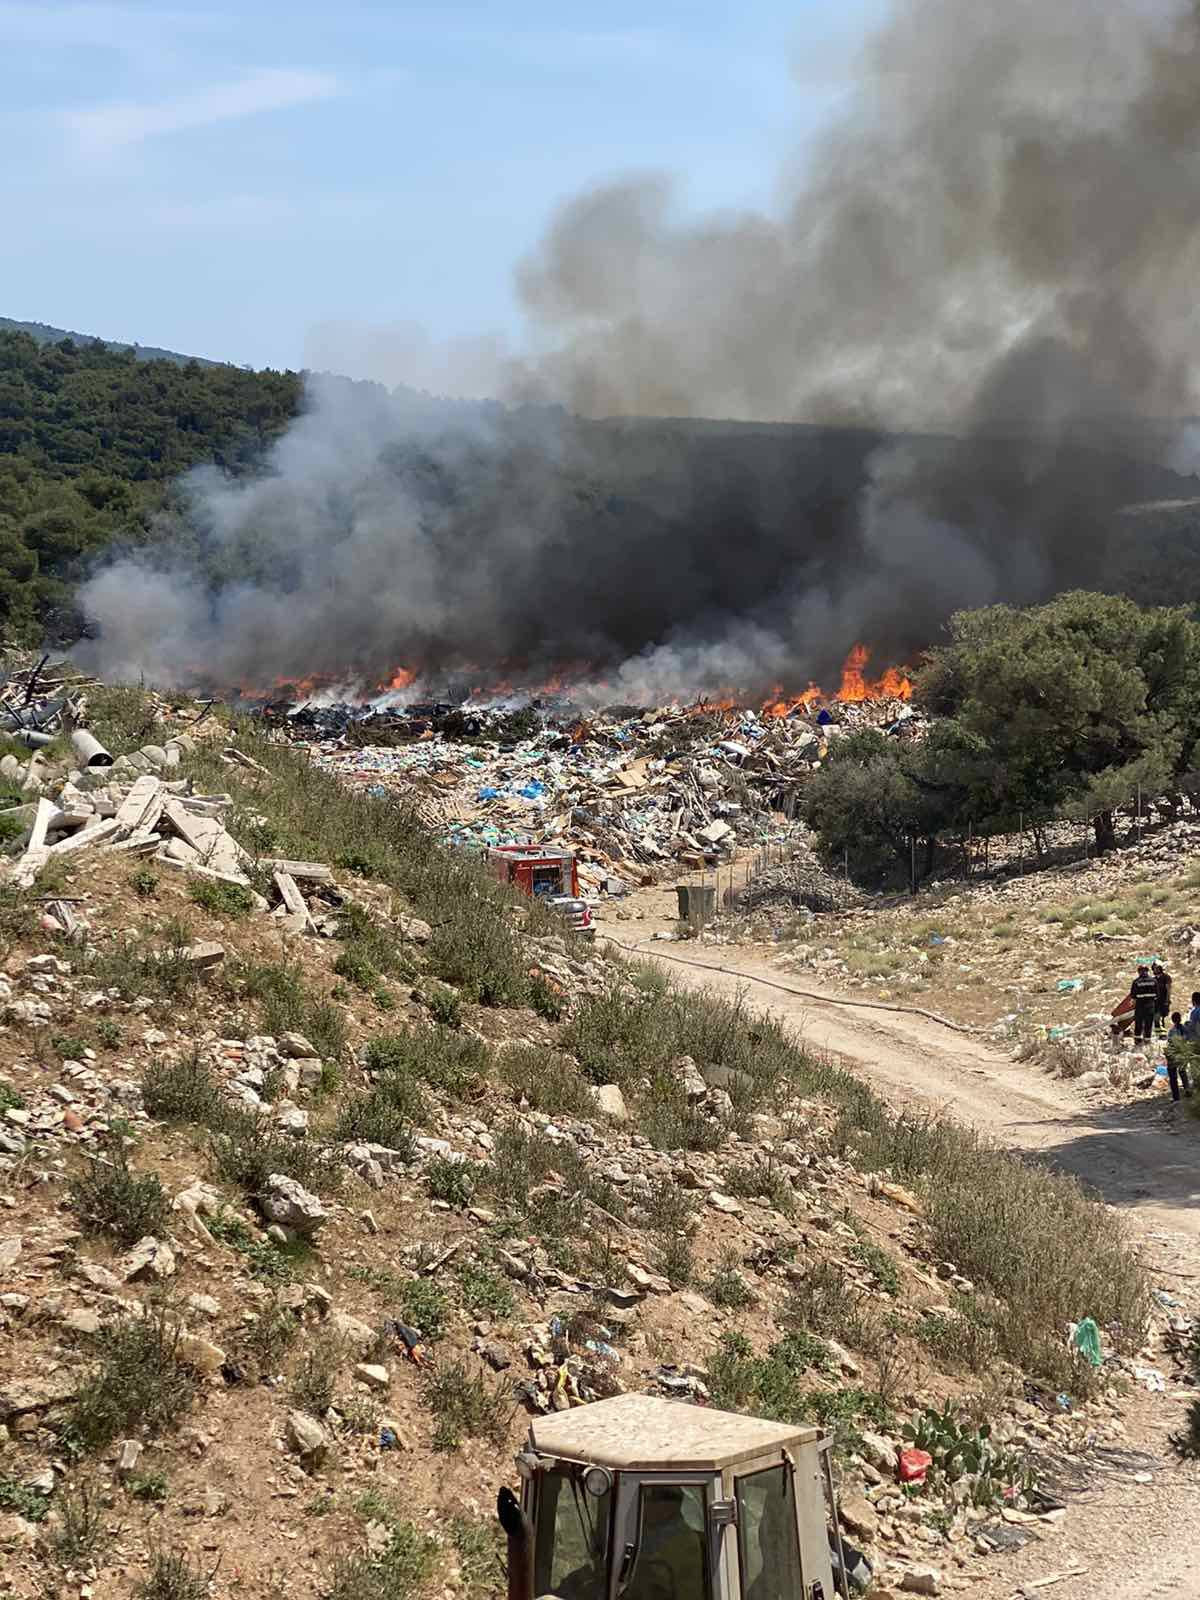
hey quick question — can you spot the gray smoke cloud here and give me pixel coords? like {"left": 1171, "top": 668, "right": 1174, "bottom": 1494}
{"left": 77, "top": 0, "right": 1200, "bottom": 699}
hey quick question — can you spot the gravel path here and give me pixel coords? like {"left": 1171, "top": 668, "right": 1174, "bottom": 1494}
{"left": 601, "top": 929, "right": 1200, "bottom": 1598}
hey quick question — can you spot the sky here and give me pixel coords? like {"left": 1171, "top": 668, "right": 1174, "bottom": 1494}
{"left": 1, "top": 0, "right": 879, "bottom": 376}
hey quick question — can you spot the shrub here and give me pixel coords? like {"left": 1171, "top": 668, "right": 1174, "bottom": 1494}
{"left": 52, "top": 1031, "right": 90, "bottom": 1061}
{"left": 424, "top": 983, "right": 462, "bottom": 1027}
{"left": 142, "top": 1050, "right": 225, "bottom": 1125}
{"left": 291, "top": 1327, "right": 348, "bottom": 1418}
{"left": 782, "top": 1261, "right": 849, "bottom": 1337}
{"left": 724, "top": 1157, "right": 795, "bottom": 1214}
{"left": 334, "top": 947, "right": 378, "bottom": 990}
{"left": 394, "top": 1278, "right": 451, "bottom": 1341}
{"left": 188, "top": 879, "right": 255, "bottom": 917}
{"left": 426, "top": 903, "right": 529, "bottom": 1007}
{"left": 498, "top": 1044, "right": 594, "bottom": 1116}
{"left": 424, "top": 1154, "right": 480, "bottom": 1207}
{"left": 43, "top": 1479, "right": 113, "bottom": 1569}
{"left": 705, "top": 1248, "right": 755, "bottom": 1309}
{"left": 67, "top": 1308, "right": 199, "bottom": 1452}
{"left": 654, "top": 1233, "right": 696, "bottom": 1288}
{"left": 95, "top": 1018, "right": 121, "bottom": 1049}
{"left": 0, "top": 1079, "right": 24, "bottom": 1113}
{"left": 456, "top": 1261, "right": 516, "bottom": 1321}
{"left": 423, "top": 1360, "right": 512, "bottom": 1451}
{"left": 134, "top": 1548, "right": 213, "bottom": 1600}
{"left": 67, "top": 1139, "right": 171, "bottom": 1247}
{"left": 366, "top": 1027, "right": 490, "bottom": 1098}
{"left": 210, "top": 1105, "right": 338, "bottom": 1198}
{"left": 528, "top": 973, "right": 564, "bottom": 1021}
{"left": 334, "top": 1085, "right": 420, "bottom": 1157}
{"left": 322, "top": 1520, "right": 437, "bottom": 1600}
{"left": 81, "top": 919, "right": 206, "bottom": 1004}
{"left": 132, "top": 867, "right": 160, "bottom": 897}
{"left": 239, "top": 959, "right": 348, "bottom": 1059}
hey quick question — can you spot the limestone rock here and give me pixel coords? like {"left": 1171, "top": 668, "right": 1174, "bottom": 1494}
{"left": 260, "top": 1174, "right": 327, "bottom": 1238}
{"left": 900, "top": 1569, "right": 941, "bottom": 1595}
{"left": 279, "top": 1032, "right": 317, "bottom": 1059}
{"left": 588, "top": 1083, "right": 628, "bottom": 1121}
{"left": 839, "top": 1493, "right": 879, "bottom": 1541}
{"left": 353, "top": 1363, "right": 390, "bottom": 1391}
{"left": 122, "top": 1236, "right": 176, "bottom": 1282}
{"left": 284, "top": 1409, "right": 329, "bottom": 1466}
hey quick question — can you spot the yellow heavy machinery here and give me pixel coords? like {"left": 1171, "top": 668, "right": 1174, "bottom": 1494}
{"left": 498, "top": 1393, "right": 850, "bottom": 1600}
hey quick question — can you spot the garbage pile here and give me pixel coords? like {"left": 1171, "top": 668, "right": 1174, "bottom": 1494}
{"left": 280, "top": 696, "right": 914, "bottom": 896}
{"left": 735, "top": 850, "right": 861, "bottom": 915}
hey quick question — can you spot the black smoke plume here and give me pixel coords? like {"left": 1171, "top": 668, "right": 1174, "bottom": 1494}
{"left": 77, "top": 0, "right": 1200, "bottom": 699}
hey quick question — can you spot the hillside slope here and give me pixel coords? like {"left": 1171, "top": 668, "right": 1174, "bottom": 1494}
{"left": 0, "top": 318, "right": 219, "bottom": 369}
{"left": 0, "top": 673, "right": 1183, "bottom": 1600}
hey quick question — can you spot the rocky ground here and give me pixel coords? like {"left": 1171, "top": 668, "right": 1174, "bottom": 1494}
{"left": 0, "top": 697, "right": 1193, "bottom": 1600}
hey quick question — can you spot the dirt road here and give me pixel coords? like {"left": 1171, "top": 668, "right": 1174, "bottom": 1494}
{"left": 600, "top": 930, "right": 1200, "bottom": 1598}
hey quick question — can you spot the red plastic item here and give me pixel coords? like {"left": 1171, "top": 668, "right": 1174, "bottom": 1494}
{"left": 898, "top": 1447, "right": 933, "bottom": 1484}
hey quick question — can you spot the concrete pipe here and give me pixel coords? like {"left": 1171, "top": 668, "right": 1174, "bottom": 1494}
{"left": 13, "top": 730, "right": 54, "bottom": 750}
{"left": 70, "top": 728, "right": 114, "bottom": 768}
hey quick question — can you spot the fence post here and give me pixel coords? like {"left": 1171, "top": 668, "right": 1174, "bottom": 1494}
{"left": 1019, "top": 811, "right": 1024, "bottom": 876}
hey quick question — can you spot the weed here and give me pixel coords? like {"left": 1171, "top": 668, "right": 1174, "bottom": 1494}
{"left": 133, "top": 1547, "right": 213, "bottom": 1600}
{"left": 44, "top": 1478, "right": 114, "bottom": 1569}
{"left": 0, "top": 1078, "right": 24, "bottom": 1112}
{"left": 245, "top": 1298, "right": 301, "bottom": 1371}
{"left": 705, "top": 1248, "right": 755, "bottom": 1309}
{"left": 52, "top": 1032, "right": 90, "bottom": 1061}
{"left": 423, "top": 1360, "right": 512, "bottom": 1451}
{"left": 643, "top": 1178, "right": 700, "bottom": 1235}
{"left": 394, "top": 1278, "right": 451, "bottom": 1341}
{"left": 528, "top": 973, "right": 564, "bottom": 1021}
{"left": 498, "top": 1043, "right": 594, "bottom": 1116}
{"left": 424, "top": 1154, "right": 480, "bottom": 1207}
{"left": 81, "top": 918, "right": 205, "bottom": 1004}
{"left": 141, "top": 1050, "right": 225, "bottom": 1125}
{"left": 450, "top": 1513, "right": 504, "bottom": 1597}
{"left": 67, "top": 1307, "right": 199, "bottom": 1452}
{"left": 724, "top": 1157, "right": 795, "bottom": 1214}
{"left": 918, "top": 1305, "right": 1002, "bottom": 1370}
{"left": 86, "top": 685, "right": 160, "bottom": 755}
{"left": 95, "top": 1018, "right": 121, "bottom": 1049}
{"left": 373, "top": 987, "right": 397, "bottom": 1012}
{"left": 322, "top": 1520, "right": 437, "bottom": 1600}
{"left": 210, "top": 1104, "right": 337, "bottom": 1199}
{"left": 188, "top": 879, "right": 255, "bottom": 918}
{"left": 334, "top": 947, "right": 378, "bottom": 990}
{"left": 456, "top": 1261, "right": 516, "bottom": 1321}
{"left": 338, "top": 1396, "right": 382, "bottom": 1437}
{"left": 67, "top": 1138, "right": 170, "bottom": 1247}
{"left": 132, "top": 867, "right": 160, "bottom": 898}
{"left": 126, "top": 1469, "right": 169, "bottom": 1503}
{"left": 850, "top": 1237, "right": 901, "bottom": 1296}
{"left": 426, "top": 902, "right": 530, "bottom": 1008}
{"left": 0, "top": 1474, "right": 50, "bottom": 1522}
{"left": 291, "top": 1327, "right": 348, "bottom": 1418}
{"left": 424, "top": 983, "right": 462, "bottom": 1026}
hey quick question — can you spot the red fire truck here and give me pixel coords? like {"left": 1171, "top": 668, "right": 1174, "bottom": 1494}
{"left": 485, "top": 845, "right": 594, "bottom": 937}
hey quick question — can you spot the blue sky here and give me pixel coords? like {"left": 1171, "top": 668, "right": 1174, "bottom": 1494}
{"left": 2, "top": 0, "right": 878, "bottom": 374}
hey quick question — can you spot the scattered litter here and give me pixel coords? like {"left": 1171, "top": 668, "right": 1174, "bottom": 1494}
{"left": 898, "top": 1447, "right": 933, "bottom": 1484}
{"left": 1056, "top": 978, "right": 1084, "bottom": 993}
{"left": 1071, "top": 1317, "right": 1103, "bottom": 1367}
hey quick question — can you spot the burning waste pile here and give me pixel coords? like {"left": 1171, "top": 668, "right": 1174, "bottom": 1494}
{"left": 253, "top": 648, "right": 920, "bottom": 898}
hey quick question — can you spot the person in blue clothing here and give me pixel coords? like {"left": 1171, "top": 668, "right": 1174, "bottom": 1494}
{"left": 1188, "top": 990, "right": 1200, "bottom": 1037}
{"left": 1165, "top": 1012, "right": 1194, "bottom": 1102}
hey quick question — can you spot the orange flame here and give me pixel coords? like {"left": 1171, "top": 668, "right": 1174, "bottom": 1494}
{"left": 836, "top": 645, "right": 912, "bottom": 703}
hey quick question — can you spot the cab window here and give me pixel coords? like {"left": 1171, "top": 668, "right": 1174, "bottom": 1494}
{"left": 622, "top": 1483, "right": 710, "bottom": 1600}
{"left": 735, "top": 1467, "right": 801, "bottom": 1600}
{"left": 533, "top": 1466, "right": 612, "bottom": 1600}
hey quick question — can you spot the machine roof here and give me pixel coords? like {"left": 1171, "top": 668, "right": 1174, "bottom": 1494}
{"left": 529, "top": 1395, "right": 819, "bottom": 1472}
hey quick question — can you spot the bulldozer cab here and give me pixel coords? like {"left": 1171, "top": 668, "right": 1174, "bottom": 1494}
{"left": 514, "top": 1394, "right": 842, "bottom": 1600}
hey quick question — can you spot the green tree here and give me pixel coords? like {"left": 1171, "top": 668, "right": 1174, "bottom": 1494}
{"left": 919, "top": 591, "right": 1200, "bottom": 851}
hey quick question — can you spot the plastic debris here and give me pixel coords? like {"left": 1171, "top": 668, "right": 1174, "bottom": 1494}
{"left": 1071, "top": 1317, "right": 1103, "bottom": 1367}
{"left": 1056, "top": 978, "right": 1084, "bottom": 993}
{"left": 898, "top": 1447, "right": 933, "bottom": 1484}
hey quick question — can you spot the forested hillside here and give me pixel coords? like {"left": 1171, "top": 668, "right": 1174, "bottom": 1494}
{"left": 0, "top": 331, "right": 301, "bottom": 641}
{"left": 0, "top": 316, "right": 216, "bottom": 367}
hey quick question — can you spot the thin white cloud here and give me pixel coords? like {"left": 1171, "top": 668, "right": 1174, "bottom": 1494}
{"left": 64, "top": 67, "right": 340, "bottom": 155}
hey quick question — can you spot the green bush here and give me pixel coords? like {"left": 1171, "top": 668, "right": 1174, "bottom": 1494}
{"left": 497, "top": 1043, "right": 595, "bottom": 1116}
{"left": 67, "top": 1139, "right": 171, "bottom": 1246}
{"left": 188, "top": 878, "right": 255, "bottom": 917}
{"left": 210, "top": 1105, "right": 338, "bottom": 1198}
{"left": 424, "top": 1154, "right": 480, "bottom": 1207}
{"left": 291, "top": 1326, "right": 347, "bottom": 1418}
{"left": 423, "top": 1360, "right": 511, "bottom": 1451}
{"left": 135, "top": 1547, "right": 215, "bottom": 1600}
{"left": 322, "top": 1520, "right": 437, "bottom": 1600}
{"left": 67, "top": 1308, "right": 199, "bottom": 1452}
{"left": 141, "top": 1050, "right": 225, "bottom": 1125}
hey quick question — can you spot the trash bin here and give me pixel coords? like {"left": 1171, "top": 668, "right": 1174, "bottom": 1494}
{"left": 676, "top": 885, "right": 716, "bottom": 922}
